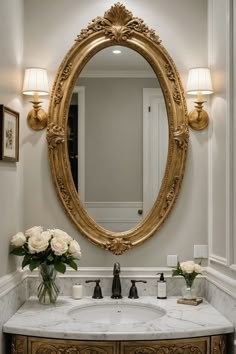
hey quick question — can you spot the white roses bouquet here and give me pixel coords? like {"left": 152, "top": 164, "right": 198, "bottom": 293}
{"left": 10, "top": 226, "right": 81, "bottom": 274}
{"left": 172, "top": 260, "right": 202, "bottom": 288}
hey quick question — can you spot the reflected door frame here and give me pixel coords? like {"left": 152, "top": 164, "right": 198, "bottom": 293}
{"left": 74, "top": 86, "right": 85, "bottom": 202}
{"left": 143, "top": 88, "right": 168, "bottom": 217}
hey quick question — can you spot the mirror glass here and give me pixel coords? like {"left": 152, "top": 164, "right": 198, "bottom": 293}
{"left": 67, "top": 46, "right": 168, "bottom": 232}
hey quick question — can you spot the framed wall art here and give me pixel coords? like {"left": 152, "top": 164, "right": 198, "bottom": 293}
{"left": 0, "top": 105, "right": 19, "bottom": 162}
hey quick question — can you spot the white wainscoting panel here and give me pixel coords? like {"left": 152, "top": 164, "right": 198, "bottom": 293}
{"left": 208, "top": 0, "right": 234, "bottom": 270}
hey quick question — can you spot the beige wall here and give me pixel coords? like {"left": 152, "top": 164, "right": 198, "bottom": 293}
{"left": 0, "top": 0, "right": 24, "bottom": 277}
{"left": 22, "top": 0, "right": 208, "bottom": 266}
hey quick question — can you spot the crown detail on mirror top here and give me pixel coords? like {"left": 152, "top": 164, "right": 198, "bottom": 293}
{"left": 76, "top": 3, "right": 161, "bottom": 44}
{"left": 47, "top": 3, "right": 189, "bottom": 255}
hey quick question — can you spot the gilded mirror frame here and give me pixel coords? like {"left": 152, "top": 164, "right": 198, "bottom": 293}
{"left": 47, "top": 3, "right": 189, "bottom": 255}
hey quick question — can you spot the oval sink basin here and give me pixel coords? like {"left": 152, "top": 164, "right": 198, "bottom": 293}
{"left": 69, "top": 303, "right": 166, "bottom": 325}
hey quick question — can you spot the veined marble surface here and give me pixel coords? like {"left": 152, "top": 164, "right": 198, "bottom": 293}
{"left": 3, "top": 296, "right": 234, "bottom": 341}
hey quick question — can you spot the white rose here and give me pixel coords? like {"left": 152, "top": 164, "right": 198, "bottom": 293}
{"left": 11, "top": 232, "right": 26, "bottom": 247}
{"left": 49, "top": 229, "right": 73, "bottom": 243}
{"left": 28, "top": 234, "right": 49, "bottom": 254}
{"left": 194, "top": 263, "right": 202, "bottom": 273}
{"left": 180, "top": 261, "right": 195, "bottom": 273}
{"left": 51, "top": 237, "right": 68, "bottom": 256}
{"left": 41, "top": 231, "right": 52, "bottom": 241}
{"left": 25, "top": 226, "right": 43, "bottom": 238}
{"left": 69, "top": 240, "right": 81, "bottom": 258}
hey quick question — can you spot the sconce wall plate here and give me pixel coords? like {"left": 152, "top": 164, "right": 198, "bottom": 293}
{"left": 27, "top": 105, "right": 48, "bottom": 130}
{"left": 188, "top": 101, "right": 208, "bottom": 130}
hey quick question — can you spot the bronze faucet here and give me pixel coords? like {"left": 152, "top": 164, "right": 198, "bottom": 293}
{"left": 111, "top": 262, "right": 122, "bottom": 299}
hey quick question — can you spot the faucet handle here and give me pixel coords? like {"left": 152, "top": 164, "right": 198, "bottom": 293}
{"left": 85, "top": 279, "right": 103, "bottom": 299}
{"left": 128, "top": 280, "right": 147, "bottom": 299}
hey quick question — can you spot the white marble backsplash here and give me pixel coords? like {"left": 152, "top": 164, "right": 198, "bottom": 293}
{"left": 27, "top": 274, "right": 205, "bottom": 298}
{"left": 0, "top": 278, "right": 27, "bottom": 354}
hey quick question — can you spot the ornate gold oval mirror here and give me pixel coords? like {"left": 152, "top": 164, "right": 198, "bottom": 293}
{"left": 47, "top": 3, "right": 189, "bottom": 255}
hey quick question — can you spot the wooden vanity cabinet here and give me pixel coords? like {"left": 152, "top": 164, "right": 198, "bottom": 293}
{"left": 120, "top": 337, "right": 210, "bottom": 353}
{"left": 10, "top": 334, "right": 227, "bottom": 354}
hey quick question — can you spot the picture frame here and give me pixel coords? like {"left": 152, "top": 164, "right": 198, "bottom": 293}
{"left": 0, "top": 105, "right": 19, "bottom": 162}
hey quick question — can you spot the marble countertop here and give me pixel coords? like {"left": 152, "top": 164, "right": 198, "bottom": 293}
{"left": 3, "top": 296, "right": 234, "bottom": 341}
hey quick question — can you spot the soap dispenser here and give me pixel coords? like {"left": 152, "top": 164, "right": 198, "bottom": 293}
{"left": 157, "top": 273, "right": 167, "bottom": 299}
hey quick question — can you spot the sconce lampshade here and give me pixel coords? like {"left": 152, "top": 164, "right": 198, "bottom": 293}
{"left": 23, "top": 68, "right": 49, "bottom": 96}
{"left": 23, "top": 68, "right": 49, "bottom": 131}
{"left": 186, "top": 67, "right": 213, "bottom": 95}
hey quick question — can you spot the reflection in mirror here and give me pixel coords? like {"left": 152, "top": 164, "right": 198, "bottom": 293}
{"left": 68, "top": 46, "right": 168, "bottom": 232}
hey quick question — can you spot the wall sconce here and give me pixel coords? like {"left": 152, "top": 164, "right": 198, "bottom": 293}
{"left": 23, "top": 68, "right": 49, "bottom": 130}
{"left": 186, "top": 67, "right": 213, "bottom": 130}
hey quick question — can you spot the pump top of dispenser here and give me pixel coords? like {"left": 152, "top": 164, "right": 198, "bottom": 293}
{"left": 157, "top": 272, "right": 165, "bottom": 281}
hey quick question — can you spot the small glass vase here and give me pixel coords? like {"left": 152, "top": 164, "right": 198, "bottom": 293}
{"left": 37, "top": 264, "right": 59, "bottom": 305}
{"left": 182, "top": 278, "right": 196, "bottom": 300}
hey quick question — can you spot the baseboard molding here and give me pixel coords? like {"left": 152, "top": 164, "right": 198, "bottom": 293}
{"left": 206, "top": 266, "right": 236, "bottom": 299}
{"left": 0, "top": 268, "right": 26, "bottom": 298}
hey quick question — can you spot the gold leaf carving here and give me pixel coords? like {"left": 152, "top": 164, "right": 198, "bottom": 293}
{"left": 11, "top": 336, "right": 27, "bottom": 354}
{"left": 212, "top": 335, "right": 226, "bottom": 354}
{"left": 54, "top": 83, "right": 63, "bottom": 105}
{"left": 61, "top": 63, "right": 73, "bottom": 80}
{"left": 134, "top": 344, "right": 203, "bottom": 354}
{"left": 173, "top": 86, "right": 181, "bottom": 105}
{"left": 174, "top": 124, "right": 189, "bottom": 151}
{"left": 57, "top": 177, "right": 74, "bottom": 214}
{"left": 54, "top": 63, "right": 73, "bottom": 105}
{"left": 165, "top": 64, "right": 176, "bottom": 82}
{"left": 76, "top": 3, "right": 161, "bottom": 44}
{"left": 134, "top": 347, "right": 156, "bottom": 354}
{"left": 161, "top": 176, "right": 179, "bottom": 217}
{"left": 164, "top": 64, "right": 182, "bottom": 106}
{"left": 81, "top": 346, "right": 110, "bottom": 354}
{"left": 35, "top": 344, "right": 58, "bottom": 353}
{"left": 105, "top": 237, "right": 132, "bottom": 255}
{"left": 36, "top": 344, "right": 111, "bottom": 354}
{"left": 47, "top": 123, "right": 65, "bottom": 149}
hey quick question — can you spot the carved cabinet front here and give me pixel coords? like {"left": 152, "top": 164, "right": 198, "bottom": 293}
{"left": 10, "top": 334, "right": 228, "bottom": 354}
{"left": 120, "top": 337, "right": 210, "bottom": 354}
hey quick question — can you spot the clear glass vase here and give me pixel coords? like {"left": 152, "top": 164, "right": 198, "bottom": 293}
{"left": 37, "top": 264, "right": 59, "bottom": 305}
{"left": 182, "top": 277, "right": 196, "bottom": 300}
